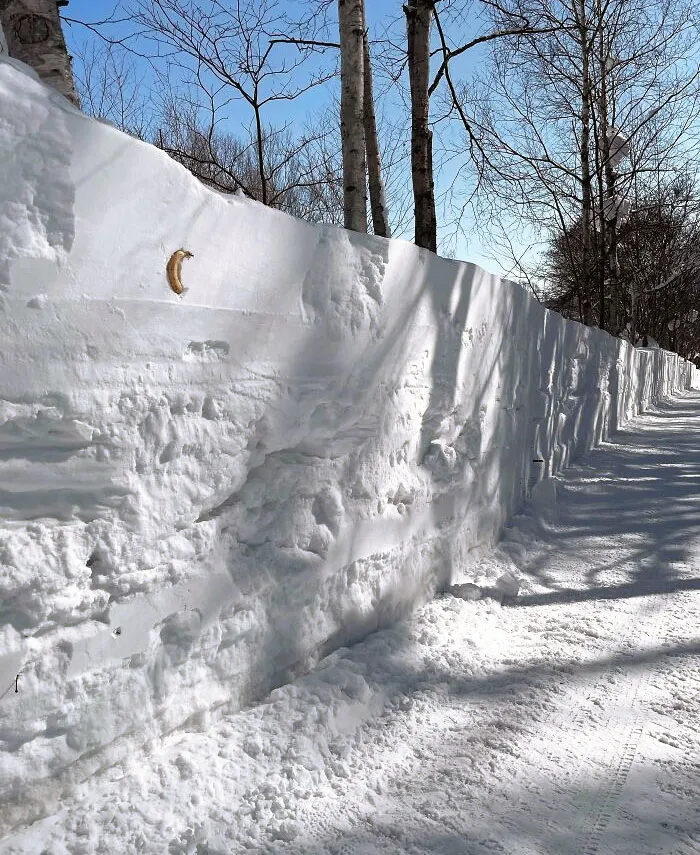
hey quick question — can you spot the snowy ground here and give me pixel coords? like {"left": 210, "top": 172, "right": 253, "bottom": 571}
{"left": 3, "top": 390, "right": 698, "bottom": 854}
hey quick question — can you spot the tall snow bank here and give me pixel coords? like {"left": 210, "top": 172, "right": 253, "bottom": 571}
{"left": 691, "top": 364, "right": 700, "bottom": 389}
{"left": 0, "top": 55, "right": 694, "bottom": 831}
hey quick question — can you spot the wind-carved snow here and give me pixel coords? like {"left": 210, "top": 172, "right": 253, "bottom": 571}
{"left": 0, "top": 60, "right": 74, "bottom": 277}
{"left": 301, "top": 229, "right": 385, "bottom": 337}
{"left": 0, "top": 54, "right": 697, "bottom": 837}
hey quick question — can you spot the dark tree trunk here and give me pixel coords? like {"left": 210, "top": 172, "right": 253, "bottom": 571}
{"left": 362, "top": 25, "right": 390, "bottom": 238}
{"left": 405, "top": 0, "right": 437, "bottom": 253}
{"left": 576, "top": 0, "right": 593, "bottom": 325}
{"left": 598, "top": 26, "right": 619, "bottom": 335}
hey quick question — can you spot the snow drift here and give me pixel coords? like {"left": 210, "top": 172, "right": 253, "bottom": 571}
{"left": 0, "top": 55, "right": 694, "bottom": 829}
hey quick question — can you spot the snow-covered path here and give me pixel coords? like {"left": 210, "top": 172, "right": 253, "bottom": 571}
{"left": 4, "top": 391, "right": 700, "bottom": 855}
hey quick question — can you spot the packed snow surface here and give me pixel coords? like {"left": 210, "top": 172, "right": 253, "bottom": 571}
{"left": 0, "top": 53, "right": 697, "bottom": 842}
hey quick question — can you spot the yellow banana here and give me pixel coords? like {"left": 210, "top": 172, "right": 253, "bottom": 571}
{"left": 166, "top": 249, "right": 193, "bottom": 295}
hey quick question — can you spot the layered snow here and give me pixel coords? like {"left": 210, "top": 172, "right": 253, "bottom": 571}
{"left": 0, "top": 55, "right": 695, "bottom": 832}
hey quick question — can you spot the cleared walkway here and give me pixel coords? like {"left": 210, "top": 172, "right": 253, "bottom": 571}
{"left": 283, "top": 390, "right": 700, "bottom": 855}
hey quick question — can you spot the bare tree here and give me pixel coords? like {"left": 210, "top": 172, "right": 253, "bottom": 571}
{"left": 68, "top": 0, "right": 391, "bottom": 233}
{"left": 73, "top": 38, "right": 152, "bottom": 137}
{"left": 546, "top": 167, "right": 700, "bottom": 357}
{"left": 316, "top": 0, "right": 391, "bottom": 236}
{"left": 467, "top": 0, "right": 700, "bottom": 336}
{"left": 1, "top": 0, "right": 79, "bottom": 105}
{"left": 404, "top": 0, "right": 436, "bottom": 252}
{"left": 575, "top": 0, "right": 594, "bottom": 324}
{"left": 338, "top": 0, "right": 367, "bottom": 231}
{"left": 394, "top": 0, "right": 557, "bottom": 255}
{"left": 114, "top": 0, "right": 337, "bottom": 208}
{"left": 363, "top": 20, "right": 390, "bottom": 237}
{"left": 155, "top": 95, "right": 343, "bottom": 222}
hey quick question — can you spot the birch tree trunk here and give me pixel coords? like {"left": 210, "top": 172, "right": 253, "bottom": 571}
{"left": 338, "top": 0, "right": 367, "bottom": 233}
{"left": 0, "top": 0, "right": 79, "bottom": 106}
{"left": 362, "top": 25, "right": 390, "bottom": 238}
{"left": 597, "top": 13, "right": 619, "bottom": 334}
{"left": 576, "top": 0, "right": 593, "bottom": 325}
{"left": 405, "top": 0, "right": 437, "bottom": 253}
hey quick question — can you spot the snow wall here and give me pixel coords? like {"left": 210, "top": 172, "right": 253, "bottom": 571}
{"left": 0, "top": 56, "right": 695, "bottom": 829}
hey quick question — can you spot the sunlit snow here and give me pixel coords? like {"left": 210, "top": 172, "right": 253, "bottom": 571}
{"left": 0, "top": 51, "right": 698, "bottom": 854}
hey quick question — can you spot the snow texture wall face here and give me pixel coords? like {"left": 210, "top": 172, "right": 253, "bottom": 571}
{"left": 0, "top": 57, "right": 695, "bottom": 829}
{"left": 691, "top": 364, "right": 700, "bottom": 389}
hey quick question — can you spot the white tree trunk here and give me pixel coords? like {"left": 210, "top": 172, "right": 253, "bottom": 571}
{"left": 338, "top": 0, "right": 367, "bottom": 232}
{"left": 0, "top": 0, "right": 79, "bottom": 106}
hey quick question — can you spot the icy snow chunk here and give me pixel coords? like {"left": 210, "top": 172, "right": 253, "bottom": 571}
{"left": 494, "top": 570, "right": 521, "bottom": 598}
{"left": 603, "top": 194, "right": 632, "bottom": 223}
{"left": 606, "top": 126, "right": 630, "bottom": 165}
{"left": 26, "top": 293, "right": 48, "bottom": 309}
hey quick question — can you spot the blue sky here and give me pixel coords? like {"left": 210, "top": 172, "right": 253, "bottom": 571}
{"left": 61, "top": 0, "right": 510, "bottom": 274}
